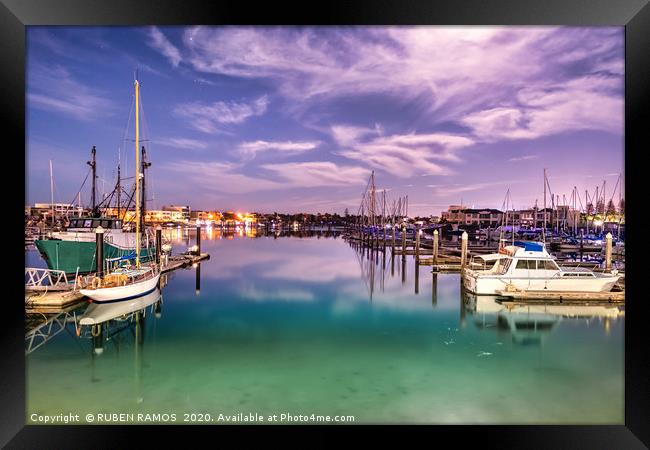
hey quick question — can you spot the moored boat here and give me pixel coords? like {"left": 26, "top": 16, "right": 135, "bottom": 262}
{"left": 78, "top": 77, "right": 161, "bottom": 303}
{"left": 462, "top": 241, "right": 620, "bottom": 295}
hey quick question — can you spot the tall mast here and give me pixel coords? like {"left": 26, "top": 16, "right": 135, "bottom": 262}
{"left": 543, "top": 168, "right": 547, "bottom": 242}
{"left": 135, "top": 78, "right": 141, "bottom": 268}
{"left": 87, "top": 146, "right": 97, "bottom": 214}
{"left": 49, "top": 160, "right": 55, "bottom": 226}
{"left": 573, "top": 187, "right": 577, "bottom": 235}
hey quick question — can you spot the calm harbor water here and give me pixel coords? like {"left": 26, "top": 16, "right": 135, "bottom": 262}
{"left": 25, "top": 229, "right": 624, "bottom": 424}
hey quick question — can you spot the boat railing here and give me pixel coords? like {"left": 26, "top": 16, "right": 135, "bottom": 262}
{"left": 25, "top": 267, "right": 79, "bottom": 291}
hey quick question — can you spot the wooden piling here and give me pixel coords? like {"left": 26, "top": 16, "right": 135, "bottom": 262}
{"left": 460, "top": 231, "right": 468, "bottom": 270}
{"left": 95, "top": 226, "right": 104, "bottom": 277}
{"left": 415, "top": 225, "right": 420, "bottom": 263}
{"left": 433, "top": 229, "right": 439, "bottom": 264}
{"left": 196, "top": 225, "right": 201, "bottom": 254}
{"left": 155, "top": 225, "right": 162, "bottom": 265}
{"left": 401, "top": 223, "right": 406, "bottom": 251}
{"left": 605, "top": 232, "right": 613, "bottom": 272}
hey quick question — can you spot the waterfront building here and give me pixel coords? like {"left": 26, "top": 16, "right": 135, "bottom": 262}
{"left": 29, "top": 203, "right": 85, "bottom": 220}
{"left": 143, "top": 209, "right": 187, "bottom": 223}
{"left": 162, "top": 205, "right": 191, "bottom": 220}
{"left": 440, "top": 206, "right": 502, "bottom": 227}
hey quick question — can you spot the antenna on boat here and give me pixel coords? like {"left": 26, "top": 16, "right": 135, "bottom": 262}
{"left": 49, "top": 160, "right": 55, "bottom": 226}
{"left": 87, "top": 146, "right": 97, "bottom": 215}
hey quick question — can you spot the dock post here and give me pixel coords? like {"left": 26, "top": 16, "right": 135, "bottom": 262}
{"left": 433, "top": 229, "right": 439, "bottom": 264}
{"left": 460, "top": 231, "right": 468, "bottom": 270}
{"left": 415, "top": 224, "right": 420, "bottom": 263}
{"left": 401, "top": 223, "right": 407, "bottom": 252}
{"left": 605, "top": 232, "right": 613, "bottom": 272}
{"left": 414, "top": 258, "right": 419, "bottom": 294}
{"left": 432, "top": 272, "right": 437, "bottom": 308}
{"left": 155, "top": 225, "right": 162, "bottom": 266}
{"left": 195, "top": 263, "right": 201, "bottom": 295}
{"left": 95, "top": 226, "right": 104, "bottom": 277}
{"left": 392, "top": 224, "right": 396, "bottom": 249}
{"left": 195, "top": 224, "right": 201, "bottom": 255}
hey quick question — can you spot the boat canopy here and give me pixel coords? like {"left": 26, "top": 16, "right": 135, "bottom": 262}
{"left": 513, "top": 241, "right": 545, "bottom": 252}
{"left": 476, "top": 253, "right": 510, "bottom": 261}
{"left": 106, "top": 253, "right": 137, "bottom": 262}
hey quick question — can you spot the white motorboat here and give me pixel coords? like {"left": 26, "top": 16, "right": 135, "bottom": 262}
{"left": 462, "top": 241, "right": 620, "bottom": 295}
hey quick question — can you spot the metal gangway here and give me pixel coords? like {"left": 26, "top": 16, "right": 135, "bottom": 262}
{"left": 25, "top": 267, "right": 79, "bottom": 292}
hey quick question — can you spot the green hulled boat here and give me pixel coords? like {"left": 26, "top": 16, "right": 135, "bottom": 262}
{"left": 34, "top": 217, "right": 155, "bottom": 275}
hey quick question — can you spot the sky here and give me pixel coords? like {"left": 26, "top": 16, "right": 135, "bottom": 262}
{"left": 26, "top": 26, "right": 624, "bottom": 217}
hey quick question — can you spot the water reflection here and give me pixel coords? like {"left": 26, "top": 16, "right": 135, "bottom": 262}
{"left": 26, "top": 235, "right": 624, "bottom": 424}
{"left": 80, "top": 289, "right": 163, "bottom": 404}
{"left": 461, "top": 289, "right": 623, "bottom": 345}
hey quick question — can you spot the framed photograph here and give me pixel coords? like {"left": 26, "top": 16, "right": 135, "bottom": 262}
{"left": 4, "top": 0, "right": 648, "bottom": 447}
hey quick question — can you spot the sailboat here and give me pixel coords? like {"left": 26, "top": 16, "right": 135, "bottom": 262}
{"left": 34, "top": 134, "right": 156, "bottom": 275}
{"left": 80, "top": 78, "right": 161, "bottom": 302}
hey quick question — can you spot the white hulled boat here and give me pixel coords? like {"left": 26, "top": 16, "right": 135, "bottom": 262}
{"left": 462, "top": 241, "right": 620, "bottom": 295}
{"left": 79, "top": 77, "right": 160, "bottom": 302}
{"left": 80, "top": 288, "right": 161, "bottom": 324}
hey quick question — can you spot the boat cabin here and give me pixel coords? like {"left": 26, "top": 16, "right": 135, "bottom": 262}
{"left": 66, "top": 217, "right": 123, "bottom": 231}
{"left": 472, "top": 241, "right": 562, "bottom": 276}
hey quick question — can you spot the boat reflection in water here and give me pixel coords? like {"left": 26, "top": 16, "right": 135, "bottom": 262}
{"left": 79, "top": 289, "right": 162, "bottom": 403}
{"left": 461, "top": 288, "right": 623, "bottom": 345}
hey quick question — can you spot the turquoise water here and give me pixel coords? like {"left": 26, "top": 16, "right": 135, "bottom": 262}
{"left": 25, "top": 230, "right": 624, "bottom": 424}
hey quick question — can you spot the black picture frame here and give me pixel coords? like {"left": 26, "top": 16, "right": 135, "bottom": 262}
{"left": 3, "top": 0, "right": 648, "bottom": 447}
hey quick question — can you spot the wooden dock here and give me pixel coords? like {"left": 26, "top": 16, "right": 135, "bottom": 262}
{"left": 161, "top": 252, "right": 210, "bottom": 274}
{"left": 25, "top": 253, "right": 210, "bottom": 308}
{"left": 495, "top": 289, "right": 625, "bottom": 302}
{"left": 25, "top": 290, "right": 86, "bottom": 309}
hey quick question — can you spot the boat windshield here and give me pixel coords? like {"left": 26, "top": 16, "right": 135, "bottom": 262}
{"left": 492, "top": 258, "right": 512, "bottom": 274}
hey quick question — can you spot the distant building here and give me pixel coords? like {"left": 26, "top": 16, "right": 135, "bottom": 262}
{"left": 144, "top": 209, "right": 187, "bottom": 223}
{"left": 441, "top": 206, "right": 502, "bottom": 226}
{"left": 190, "top": 210, "right": 224, "bottom": 223}
{"left": 162, "top": 205, "right": 191, "bottom": 220}
{"left": 462, "top": 208, "right": 503, "bottom": 226}
{"left": 30, "top": 203, "right": 85, "bottom": 219}
{"left": 440, "top": 205, "right": 467, "bottom": 223}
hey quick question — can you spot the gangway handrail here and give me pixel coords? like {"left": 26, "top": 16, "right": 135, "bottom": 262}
{"left": 25, "top": 267, "right": 69, "bottom": 289}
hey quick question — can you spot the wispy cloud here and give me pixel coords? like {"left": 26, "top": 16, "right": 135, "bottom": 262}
{"left": 430, "top": 180, "right": 523, "bottom": 196}
{"left": 163, "top": 161, "right": 282, "bottom": 194}
{"left": 174, "top": 95, "right": 269, "bottom": 133}
{"left": 27, "top": 64, "right": 115, "bottom": 121}
{"left": 163, "top": 160, "right": 369, "bottom": 194}
{"left": 180, "top": 27, "right": 622, "bottom": 142}
{"left": 155, "top": 137, "right": 208, "bottom": 150}
{"left": 236, "top": 140, "right": 320, "bottom": 160}
{"left": 147, "top": 26, "right": 182, "bottom": 67}
{"left": 508, "top": 154, "right": 539, "bottom": 162}
{"left": 261, "top": 162, "right": 370, "bottom": 187}
{"left": 462, "top": 75, "right": 623, "bottom": 141}
{"left": 333, "top": 126, "right": 474, "bottom": 177}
